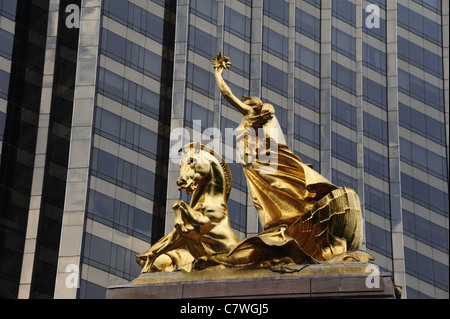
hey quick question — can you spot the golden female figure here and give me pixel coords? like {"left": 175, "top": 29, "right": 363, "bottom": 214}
{"left": 213, "top": 54, "right": 337, "bottom": 230}
{"left": 212, "top": 54, "right": 366, "bottom": 262}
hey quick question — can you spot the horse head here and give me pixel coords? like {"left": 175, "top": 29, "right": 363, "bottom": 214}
{"left": 177, "top": 143, "right": 232, "bottom": 199}
{"left": 177, "top": 142, "right": 204, "bottom": 195}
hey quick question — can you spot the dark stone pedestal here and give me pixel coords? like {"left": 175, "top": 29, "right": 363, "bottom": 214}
{"left": 106, "top": 263, "right": 396, "bottom": 299}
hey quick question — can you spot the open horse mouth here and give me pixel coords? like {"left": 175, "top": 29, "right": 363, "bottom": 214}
{"left": 177, "top": 180, "right": 197, "bottom": 195}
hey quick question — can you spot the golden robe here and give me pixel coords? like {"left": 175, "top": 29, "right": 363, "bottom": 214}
{"left": 235, "top": 103, "right": 338, "bottom": 230}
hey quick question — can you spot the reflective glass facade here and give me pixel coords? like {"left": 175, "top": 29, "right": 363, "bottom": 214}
{"left": 77, "top": 0, "right": 175, "bottom": 298}
{"left": 396, "top": 0, "right": 448, "bottom": 298}
{"left": 0, "top": 0, "right": 50, "bottom": 298}
{"left": 0, "top": 0, "right": 448, "bottom": 299}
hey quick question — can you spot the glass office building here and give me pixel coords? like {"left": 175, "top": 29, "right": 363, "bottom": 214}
{"left": 0, "top": 0, "right": 448, "bottom": 299}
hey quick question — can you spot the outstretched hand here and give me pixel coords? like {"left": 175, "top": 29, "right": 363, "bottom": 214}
{"left": 211, "top": 53, "right": 231, "bottom": 71}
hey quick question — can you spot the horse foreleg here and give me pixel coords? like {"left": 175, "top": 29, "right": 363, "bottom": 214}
{"left": 173, "top": 200, "right": 212, "bottom": 242}
{"left": 174, "top": 200, "right": 210, "bottom": 226}
{"left": 173, "top": 200, "right": 195, "bottom": 234}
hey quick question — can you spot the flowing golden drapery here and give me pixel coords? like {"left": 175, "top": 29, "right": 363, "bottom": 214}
{"left": 236, "top": 106, "right": 338, "bottom": 230}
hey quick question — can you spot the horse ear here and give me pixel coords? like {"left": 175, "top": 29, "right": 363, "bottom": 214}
{"left": 193, "top": 142, "right": 201, "bottom": 154}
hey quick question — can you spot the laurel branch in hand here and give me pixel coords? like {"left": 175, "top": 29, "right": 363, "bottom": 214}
{"left": 211, "top": 53, "right": 232, "bottom": 70}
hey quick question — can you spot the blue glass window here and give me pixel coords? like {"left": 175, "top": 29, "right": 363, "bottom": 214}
{"left": 364, "top": 185, "right": 390, "bottom": 218}
{"left": 133, "top": 208, "right": 152, "bottom": 240}
{"left": 397, "top": 36, "right": 443, "bottom": 77}
{"left": 144, "top": 11, "right": 164, "bottom": 42}
{"left": 304, "top": 0, "right": 321, "bottom": 8}
{"left": 84, "top": 234, "right": 112, "bottom": 270}
{"left": 188, "top": 26, "right": 217, "bottom": 59}
{"left": 263, "top": 27, "right": 288, "bottom": 60}
{"left": 401, "top": 173, "right": 449, "bottom": 217}
{"left": 0, "top": 69, "right": 9, "bottom": 99}
{"left": 103, "top": 0, "right": 128, "bottom": 24}
{"left": 223, "top": 43, "right": 250, "bottom": 77}
{"left": 363, "top": 77, "right": 387, "bottom": 109}
{"left": 332, "top": 0, "right": 356, "bottom": 26}
{"left": 89, "top": 190, "right": 115, "bottom": 224}
{"left": 237, "top": 0, "right": 252, "bottom": 6}
{"left": 398, "top": 69, "right": 444, "bottom": 111}
{"left": 294, "top": 115, "right": 319, "bottom": 148}
{"left": 101, "top": 29, "right": 126, "bottom": 60}
{"left": 264, "top": 0, "right": 289, "bottom": 25}
{"left": 83, "top": 233, "right": 141, "bottom": 281}
{"left": 399, "top": 138, "right": 447, "bottom": 180}
{"left": 228, "top": 163, "right": 247, "bottom": 192}
{"left": 91, "top": 148, "right": 156, "bottom": 201}
{"left": 332, "top": 27, "right": 356, "bottom": 59}
{"left": 332, "top": 133, "right": 357, "bottom": 166}
{"left": 141, "top": 88, "right": 160, "bottom": 118}
{"left": 224, "top": 7, "right": 251, "bottom": 41}
{"left": 363, "top": 16, "right": 386, "bottom": 41}
{"left": 0, "top": 0, "right": 17, "bottom": 19}
{"left": 96, "top": 108, "right": 121, "bottom": 140}
{"left": 227, "top": 199, "right": 247, "bottom": 232}
{"left": 184, "top": 100, "right": 214, "bottom": 130}
{"left": 295, "top": 9, "right": 320, "bottom": 41}
{"left": 399, "top": 104, "right": 446, "bottom": 147}
{"left": 398, "top": 4, "right": 442, "bottom": 46}
{"left": 404, "top": 247, "right": 449, "bottom": 290}
{"left": 332, "top": 169, "right": 358, "bottom": 190}
{"left": 98, "top": 68, "right": 163, "bottom": 120}
{"left": 136, "top": 166, "right": 155, "bottom": 199}
{"left": 96, "top": 149, "right": 118, "bottom": 180}
{"left": 89, "top": 190, "right": 154, "bottom": 243}
{"left": 191, "top": 0, "right": 218, "bottom": 23}
{"left": 332, "top": 97, "right": 356, "bottom": 130}
{"left": 101, "top": 29, "right": 163, "bottom": 81}
{"left": 187, "top": 63, "right": 215, "bottom": 99}
{"left": 364, "top": 148, "right": 389, "bottom": 181}
{"left": 103, "top": 0, "right": 164, "bottom": 43}
{"left": 262, "top": 63, "right": 288, "bottom": 96}
{"left": 138, "top": 127, "right": 159, "bottom": 158}
{"left": 295, "top": 44, "right": 320, "bottom": 76}
{"left": 295, "top": 79, "right": 320, "bottom": 112}
{"left": 0, "top": 29, "right": 14, "bottom": 60}
{"left": 412, "top": 0, "right": 441, "bottom": 13}
{"left": 363, "top": 43, "right": 386, "bottom": 75}
{"left": 332, "top": 62, "right": 356, "bottom": 94}
{"left": 403, "top": 209, "right": 449, "bottom": 253}
{"left": 365, "top": 222, "right": 392, "bottom": 257}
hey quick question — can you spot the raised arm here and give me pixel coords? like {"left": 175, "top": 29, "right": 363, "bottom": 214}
{"left": 212, "top": 54, "right": 253, "bottom": 116}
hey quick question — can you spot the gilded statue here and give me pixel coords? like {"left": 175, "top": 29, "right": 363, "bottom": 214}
{"left": 136, "top": 143, "right": 240, "bottom": 272}
{"left": 211, "top": 53, "right": 370, "bottom": 263}
{"left": 136, "top": 54, "right": 373, "bottom": 274}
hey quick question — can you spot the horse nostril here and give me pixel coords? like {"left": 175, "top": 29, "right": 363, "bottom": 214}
{"left": 177, "top": 178, "right": 186, "bottom": 186}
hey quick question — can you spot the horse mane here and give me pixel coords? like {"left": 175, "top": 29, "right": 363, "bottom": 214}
{"left": 181, "top": 143, "right": 232, "bottom": 200}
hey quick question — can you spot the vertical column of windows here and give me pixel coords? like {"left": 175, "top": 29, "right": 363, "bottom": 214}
{"left": 293, "top": 1, "right": 321, "bottom": 171}
{"left": 0, "top": 0, "right": 49, "bottom": 299}
{"left": 397, "top": 0, "right": 448, "bottom": 298}
{"left": 359, "top": 0, "right": 394, "bottom": 268}
{"left": 77, "top": 0, "right": 175, "bottom": 298}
